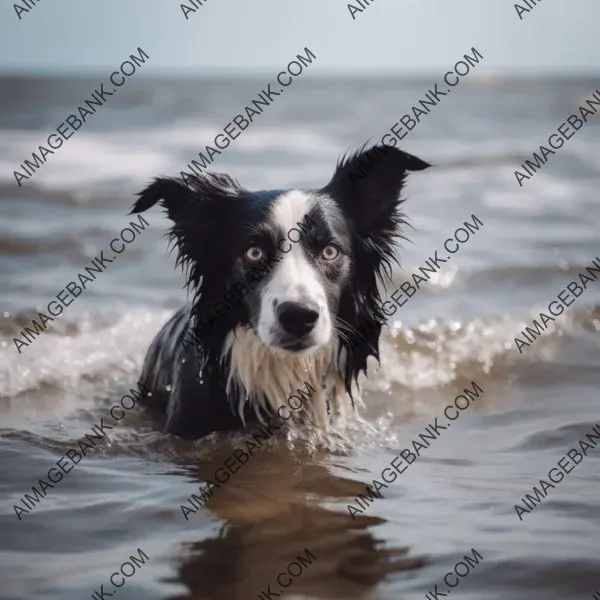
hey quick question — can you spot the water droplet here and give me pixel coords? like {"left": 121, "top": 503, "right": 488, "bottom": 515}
{"left": 165, "top": 384, "right": 172, "bottom": 392}
{"left": 3, "top": 312, "right": 9, "bottom": 318}
{"left": 147, "top": 392, "right": 152, "bottom": 397}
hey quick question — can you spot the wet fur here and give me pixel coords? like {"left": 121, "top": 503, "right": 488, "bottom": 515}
{"left": 131, "top": 145, "right": 430, "bottom": 439}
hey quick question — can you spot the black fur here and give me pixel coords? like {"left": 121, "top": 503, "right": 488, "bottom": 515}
{"left": 131, "top": 145, "right": 430, "bottom": 439}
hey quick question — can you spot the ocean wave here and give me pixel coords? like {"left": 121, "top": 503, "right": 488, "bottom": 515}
{"left": 2, "top": 306, "right": 596, "bottom": 401}
{"left": 0, "top": 309, "right": 171, "bottom": 399}
{"left": 0, "top": 123, "right": 340, "bottom": 191}
{"left": 2, "top": 121, "right": 599, "bottom": 192}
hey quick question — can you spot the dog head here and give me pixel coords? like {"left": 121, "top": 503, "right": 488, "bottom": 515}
{"left": 131, "top": 145, "right": 429, "bottom": 388}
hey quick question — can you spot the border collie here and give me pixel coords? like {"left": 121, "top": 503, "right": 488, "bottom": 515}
{"left": 131, "top": 145, "right": 430, "bottom": 439}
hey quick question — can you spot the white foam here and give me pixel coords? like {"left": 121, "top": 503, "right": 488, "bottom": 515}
{"left": 0, "top": 309, "right": 171, "bottom": 399}
{"left": 0, "top": 121, "right": 340, "bottom": 191}
{"left": 361, "top": 314, "right": 559, "bottom": 393}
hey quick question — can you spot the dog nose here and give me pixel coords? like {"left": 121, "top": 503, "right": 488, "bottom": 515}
{"left": 277, "top": 301, "right": 319, "bottom": 337}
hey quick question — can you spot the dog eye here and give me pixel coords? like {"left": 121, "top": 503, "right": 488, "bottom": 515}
{"left": 245, "top": 247, "right": 263, "bottom": 262}
{"left": 321, "top": 245, "right": 340, "bottom": 261}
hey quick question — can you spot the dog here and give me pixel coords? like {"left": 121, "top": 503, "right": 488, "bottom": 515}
{"left": 130, "top": 145, "right": 430, "bottom": 439}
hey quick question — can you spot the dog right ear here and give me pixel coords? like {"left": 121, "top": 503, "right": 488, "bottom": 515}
{"left": 130, "top": 173, "right": 245, "bottom": 290}
{"left": 131, "top": 173, "right": 243, "bottom": 222}
{"left": 130, "top": 177, "right": 192, "bottom": 221}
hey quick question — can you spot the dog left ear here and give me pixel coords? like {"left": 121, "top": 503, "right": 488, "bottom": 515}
{"left": 321, "top": 144, "right": 430, "bottom": 238}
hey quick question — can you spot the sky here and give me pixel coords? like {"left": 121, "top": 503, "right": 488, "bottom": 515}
{"left": 0, "top": 0, "right": 597, "bottom": 76}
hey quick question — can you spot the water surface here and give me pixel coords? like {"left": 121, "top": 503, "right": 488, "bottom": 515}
{"left": 1, "top": 75, "right": 599, "bottom": 600}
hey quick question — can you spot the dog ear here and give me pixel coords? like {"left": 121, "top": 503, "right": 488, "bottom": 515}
{"left": 130, "top": 173, "right": 242, "bottom": 219}
{"left": 130, "top": 173, "right": 244, "bottom": 289}
{"left": 321, "top": 144, "right": 430, "bottom": 237}
{"left": 130, "top": 176, "right": 191, "bottom": 221}
{"left": 131, "top": 173, "right": 244, "bottom": 227}
{"left": 323, "top": 145, "right": 430, "bottom": 382}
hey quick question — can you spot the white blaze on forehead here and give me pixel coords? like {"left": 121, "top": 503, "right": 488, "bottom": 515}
{"left": 267, "top": 190, "right": 322, "bottom": 303}
{"left": 269, "top": 189, "right": 315, "bottom": 234}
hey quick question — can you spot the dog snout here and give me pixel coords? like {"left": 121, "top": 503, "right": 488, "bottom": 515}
{"left": 276, "top": 301, "right": 319, "bottom": 337}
